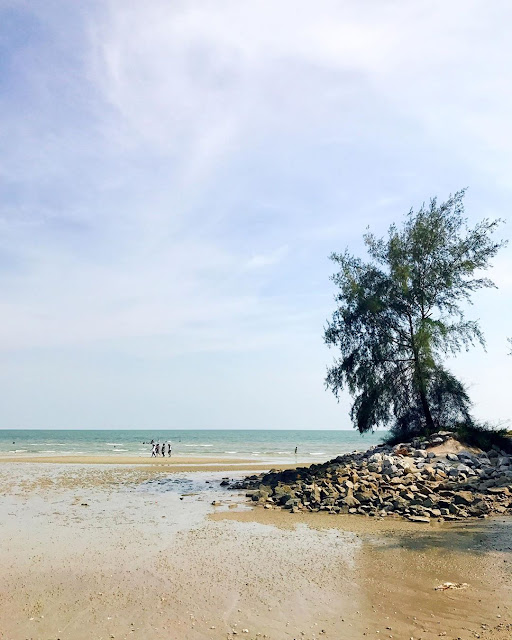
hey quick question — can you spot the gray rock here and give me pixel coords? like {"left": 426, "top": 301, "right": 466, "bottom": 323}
{"left": 237, "top": 435, "right": 512, "bottom": 523}
{"left": 408, "top": 515, "right": 430, "bottom": 523}
{"left": 453, "top": 491, "right": 475, "bottom": 505}
{"left": 456, "top": 464, "right": 472, "bottom": 473}
{"left": 342, "top": 493, "right": 360, "bottom": 507}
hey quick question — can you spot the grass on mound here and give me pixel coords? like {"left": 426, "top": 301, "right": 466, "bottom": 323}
{"left": 383, "top": 422, "right": 511, "bottom": 453}
{"left": 455, "top": 422, "right": 512, "bottom": 454}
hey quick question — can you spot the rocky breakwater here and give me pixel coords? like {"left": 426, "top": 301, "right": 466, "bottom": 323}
{"left": 233, "top": 432, "right": 512, "bottom": 523}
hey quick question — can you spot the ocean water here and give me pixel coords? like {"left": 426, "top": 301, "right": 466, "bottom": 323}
{"left": 0, "top": 429, "right": 386, "bottom": 464}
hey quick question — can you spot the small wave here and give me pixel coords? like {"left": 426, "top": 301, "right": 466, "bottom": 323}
{"left": 53, "top": 451, "right": 85, "bottom": 455}
{"left": 112, "top": 449, "right": 129, "bottom": 452}
{"left": 309, "top": 452, "right": 327, "bottom": 456}
{"left": 184, "top": 444, "right": 213, "bottom": 447}
{"left": 14, "top": 449, "right": 28, "bottom": 453}
{"left": 224, "top": 451, "right": 237, "bottom": 454}
{"left": 106, "top": 443, "right": 124, "bottom": 446}
{"left": 40, "top": 450, "right": 56, "bottom": 453}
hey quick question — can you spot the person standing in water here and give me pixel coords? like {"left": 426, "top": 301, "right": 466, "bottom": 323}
{"left": 294, "top": 446, "right": 298, "bottom": 455}
{"left": 161, "top": 442, "right": 166, "bottom": 457}
{"left": 151, "top": 443, "right": 157, "bottom": 457}
{"left": 168, "top": 442, "right": 172, "bottom": 457}
{"left": 155, "top": 442, "right": 160, "bottom": 456}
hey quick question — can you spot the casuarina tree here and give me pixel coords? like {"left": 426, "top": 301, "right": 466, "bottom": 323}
{"left": 324, "top": 190, "right": 506, "bottom": 440}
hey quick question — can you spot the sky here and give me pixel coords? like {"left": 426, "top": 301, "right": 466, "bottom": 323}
{"left": 0, "top": 0, "right": 511, "bottom": 430}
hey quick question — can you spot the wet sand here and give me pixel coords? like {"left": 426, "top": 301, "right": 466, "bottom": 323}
{"left": 0, "top": 455, "right": 302, "bottom": 473}
{"left": 0, "top": 463, "right": 510, "bottom": 640}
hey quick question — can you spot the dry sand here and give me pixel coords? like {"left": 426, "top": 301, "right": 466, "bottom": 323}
{"left": 0, "top": 462, "right": 510, "bottom": 640}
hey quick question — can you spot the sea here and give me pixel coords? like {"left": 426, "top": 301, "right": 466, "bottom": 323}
{"left": 0, "top": 429, "right": 385, "bottom": 464}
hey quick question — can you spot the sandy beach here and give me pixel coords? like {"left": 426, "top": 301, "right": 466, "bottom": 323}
{"left": 0, "top": 455, "right": 303, "bottom": 473}
{"left": 0, "top": 461, "right": 510, "bottom": 640}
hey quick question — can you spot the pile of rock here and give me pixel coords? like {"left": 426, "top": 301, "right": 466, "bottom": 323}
{"left": 233, "top": 432, "right": 512, "bottom": 522}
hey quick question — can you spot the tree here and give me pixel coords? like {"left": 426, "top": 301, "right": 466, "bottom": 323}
{"left": 324, "top": 190, "right": 506, "bottom": 440}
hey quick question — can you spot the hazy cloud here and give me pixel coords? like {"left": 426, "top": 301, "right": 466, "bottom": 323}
{"left": 0, "top": 0, "right": 510, "bottom": 427}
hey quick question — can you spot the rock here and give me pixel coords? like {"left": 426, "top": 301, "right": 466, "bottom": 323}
{"left": 342, "top": 492, "right": 360, "bottom": 507}
{"left": 453, "top": 491, "right": 475, "bottom": 506}
{"left": 251, "top": 490, "right": 269, "bottom": 502}
{"left": 234, "top": 435, "right": 512, "bottom": 522}
{"left": 487, "top": 486, "right": 510, "bottom": 496}
{"left": 354, "top": 489, "right": 376, "bottom": 504}
{"left": 408, "top": 515, "right": 430, "bottom": 523}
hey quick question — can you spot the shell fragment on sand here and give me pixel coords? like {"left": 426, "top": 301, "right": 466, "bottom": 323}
{"left": 435, "top": 582, "right": 469, "bottom": 591}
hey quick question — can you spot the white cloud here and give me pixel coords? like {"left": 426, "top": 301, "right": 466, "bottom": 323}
{"left": 0, "top": 0, "right": 511, "bottom": 426}
{"left": 246, "top": 246, "right": 289, "bottom": 270}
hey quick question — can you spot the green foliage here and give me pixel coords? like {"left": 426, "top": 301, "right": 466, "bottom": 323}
{"left": 381, "top": 420, "right": 512, "bottom": 452}
{"left": 325, "top": 190, "right": 506, "bottom": 439}
{"left": 455, "top": 422, "right": 512, "bottom": 454}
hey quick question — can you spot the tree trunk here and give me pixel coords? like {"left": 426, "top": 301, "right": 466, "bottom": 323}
{"left": 418, "top": 384, "right": 436, "bottom": 434}
{"left": 407, "top": 313, "right": 436, "bottom": 435}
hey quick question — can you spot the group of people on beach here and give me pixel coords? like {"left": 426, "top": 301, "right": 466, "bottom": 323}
{"left": 149, "top": 440, "right": 172, "bottom": 457}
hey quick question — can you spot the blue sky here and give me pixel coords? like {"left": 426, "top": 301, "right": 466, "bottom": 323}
{"left": 0, "top": 0, "right": 511, "bottom": 429}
